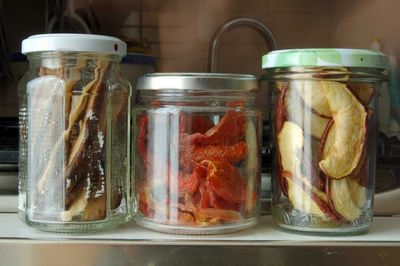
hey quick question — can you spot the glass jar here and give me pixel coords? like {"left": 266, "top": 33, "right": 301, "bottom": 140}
{"left": 18, "top": 34, "right": 131, "bottom": 232}
{"left": 134, "top": 73, "right": 261, "bottom": 234}
{"left": 262, "top": 49, "right": 388, "bottom": 235}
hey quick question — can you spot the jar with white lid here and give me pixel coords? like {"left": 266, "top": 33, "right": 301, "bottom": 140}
{"left": 134, "top": 73, "right": 261, "bottom": 234}
{"left": 262, "top": 49, "right": 388, "bottom": 235}
{"left": 18, "top": 34, "right": 131, "bottom": 232}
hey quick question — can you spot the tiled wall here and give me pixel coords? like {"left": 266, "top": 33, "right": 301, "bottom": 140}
{"left": 96, "top": 0, "right": 336, "bottom": 76}
{"left": 1, "top": 0, "right": 400, "bottom": 116}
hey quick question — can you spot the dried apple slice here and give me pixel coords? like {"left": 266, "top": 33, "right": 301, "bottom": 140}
{"left": 319, "top": 81, "right": 367, "bottom": 179}
{"left": 327, "top": 178, "right": 362, "bottom": 221}
{"left": 291, "top": 80, "right": 331, "bottom": 117}
{"left": 284, "top": 174, "right": 340, "bottom": 221}
{"left": 284, "top": 86, "right": 330, "bottom": 139}
{"left": 277, "top": 121, "right": 304, "bottom": 174}
{"left": 347, "top": 178, "right": 367, "bottom": 208}
{"left": 348, "top": 82, "right": 375, "bottom": 106}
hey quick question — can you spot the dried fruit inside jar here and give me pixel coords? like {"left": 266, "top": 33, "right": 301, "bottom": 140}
{"left": 273, "top": 79, "right": 374, "bottom": 228}
{"left": 26, "top": 59, "right": 129, "bottom": 223}
{"left": 136, "top": 106, "right": 260, "bottom": 228}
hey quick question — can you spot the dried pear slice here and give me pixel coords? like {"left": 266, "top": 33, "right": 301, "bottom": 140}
{"left": 284, "top": 86, "right": 330, "bottom": 139}
{"left": 291, "top": 80, "right": 331, "bottom": 117}
{"left": 348, "top": 82, "right": 375, "bottom": 106}
{"left": 278, "top": 121, "right": 304, "bottom": 174}
{"left": 319, "top": 81, "right": 367, "bottom": 179}
{"left": 327, "top": 178, "right": 362, "bottom": 221}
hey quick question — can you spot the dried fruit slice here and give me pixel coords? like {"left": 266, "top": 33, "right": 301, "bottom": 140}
{"left": 202, "top": 160, "right": 242, "bottom": 204}
{"left": 277, "top": 121, "right": 304, "bottom": 174}
{"left": 284, "top": 86, "right": 331, "bottom": 139}
{"left": 180, "top": 141, "right": 248, "bottom": 170}
{"left": 347, "top": 178, "right": 367, "bottom": 208}
{"left": 59, "top": 187, "right": 89, "bottom": 222}
{"left": 319, "top": 81, "right": 367, "bottom": 179}
{"left": 194, "top": 208, "right": 241, "bottom": 222}
{"left": 327, "top": 178, "right": 362, "bottom": 221}
{"left": 179, "top": 114, "right": 214, "bottom": 134}
{"left": 276, "top": 84, "right": 288, "bottom": 133}
{"left": 348, "top": 82, "right": 375, "bottom": 106}
{"left": 285, "top": 175, "right": 339, "bottom": 221}
{"left": 181, "top": 110, "right": 246, "bottom": 146}
{"left": 291, "top": 80, "right": 331, "bottom": 117}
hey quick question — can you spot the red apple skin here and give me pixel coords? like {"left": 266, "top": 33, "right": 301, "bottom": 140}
{"left": 275, "top": 83, "right": 289, "bottom": 197}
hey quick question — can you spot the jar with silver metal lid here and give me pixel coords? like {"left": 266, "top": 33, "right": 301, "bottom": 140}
{"left": 134, "top": 73, "right": 261, "bottom": 234}
{"left": 18, "top": 34, "right": 131, "bottom": 232}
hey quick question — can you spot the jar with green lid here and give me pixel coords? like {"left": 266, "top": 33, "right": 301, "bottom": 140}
{"left": 18, "top": 34, "right": 131, "bottom": 232}
{"left": 262, "top": 49, "right": 388, "bottom": 235}
{"left": 134, "top": 73, "right": 261, "bottom": 234}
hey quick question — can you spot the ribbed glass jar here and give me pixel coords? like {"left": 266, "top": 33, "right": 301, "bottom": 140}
{"left": 18, "top": 34, "right": 131, "bottom": 232}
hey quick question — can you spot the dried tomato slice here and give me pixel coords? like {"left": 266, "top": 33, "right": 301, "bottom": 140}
{"left": 177, "top": 211, "right": 196, "bottom": 224}
{"left": 178, "top": 164, "right": 206, "bottom": 194}
{"left": 181, "top": 110, "right": 246, "bottom": 146}
{"left": 138, "top": 180, "right": 154, "bottom": 218}
{"left": 199, "top": 182, "right": 210, "bottom": 209}
{"left": 180, "top": 141, "right": 248, "bottom": 170}
{"left": 180, "top": 114, "right": 214, "bottom": 134}
{"left": 206, "top": 183, "right": 239, "bottom": 211}
{"left": 202, "top": 159, "right": 242, "bottom": 204}
{"left": 194, "top": 208, "right": 241, "bottom": 222}
{"left": 137, "top": 115, "right": 149, "bottom": 167}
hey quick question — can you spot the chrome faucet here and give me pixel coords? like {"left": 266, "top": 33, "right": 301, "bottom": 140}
{"left": 208, "top": 17, "right": 278, "bottom": 72}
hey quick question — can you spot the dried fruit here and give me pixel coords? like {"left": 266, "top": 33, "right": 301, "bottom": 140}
{"left": 194, "top": 208, "right": 241, "bottom": 222}
{"left": 137, "top": 107, "right": 257, "bottom": 227}
{"left": 327, "top": 178, "right": 362, "bottom": 221}
{"left": 181, "top": 110, "right": 246, "bottom": 146}
{"left": 202, "top": 159, "right": 242, "bottom": 204}
{"left": 180, "top": 114, "right": 214, "bottom": 134}
{"left": 277, "top": 121, "right": 304, "bottom": 175}
{"left": 319, "top": 81, "right": 367, "bottom": 179}
{"left": 137, "top": 115, "right": 149, "bottom": 167}
{"left": 284, "top": 86, "right": 331, "bottom": 139}
{"left": 291, "top": 80, "right": 332, "bottom": 117}
{"left": 347, "top": 178, "right": 367, "bottom": 208}
{"left": 180, "top": 141, "right": 248, "bottom": 170}
{"left": 284, "top": 173, "right": 340, "bottom": 221}
{"left": 348, "top": 82, "right": 375, "bottom": 106}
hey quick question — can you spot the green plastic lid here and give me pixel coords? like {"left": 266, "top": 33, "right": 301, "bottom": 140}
{"left": 262, "top": 48, "right": 388, "bottom": 69}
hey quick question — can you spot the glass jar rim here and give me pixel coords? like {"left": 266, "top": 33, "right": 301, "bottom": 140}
{"left": 137, "top": 73, "right": 259, "bottom": 92}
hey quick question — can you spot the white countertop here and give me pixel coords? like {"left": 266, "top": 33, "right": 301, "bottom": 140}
{"left": 1, "top": 213, "right": 399, "bottom": 246}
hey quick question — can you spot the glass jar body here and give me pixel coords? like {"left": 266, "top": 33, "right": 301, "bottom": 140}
{"left": 18, "top": 52, "right": 131, "bottom": 232}
{"left": 134, "top": 89, "right": 261, "bottom": 234}
{"left": 265, "top": 67, "right": 384, "bottom": 235}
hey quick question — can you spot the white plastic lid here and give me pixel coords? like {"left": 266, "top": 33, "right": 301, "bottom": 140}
{"left": 21, "top": 34, "right": 127, "bottom": 57}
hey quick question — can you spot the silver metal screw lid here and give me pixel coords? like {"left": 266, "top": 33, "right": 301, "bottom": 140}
{"left": 137, "top": 73, "right": 259, "bottom": 91}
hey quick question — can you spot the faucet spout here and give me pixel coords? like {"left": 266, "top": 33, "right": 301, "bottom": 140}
{"left": 208, "top": 17, "right": 278, "bottom": 73}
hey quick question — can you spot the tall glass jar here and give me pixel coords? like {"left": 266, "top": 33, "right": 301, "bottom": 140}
{"left": 18, "top": 34, "right": 131, "bottom": 232}
{"left": 134, "top": 73, "right": 261, "bottom": 234}
{"left": 262, "top": 49, "right": 388, "bottom": 235}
